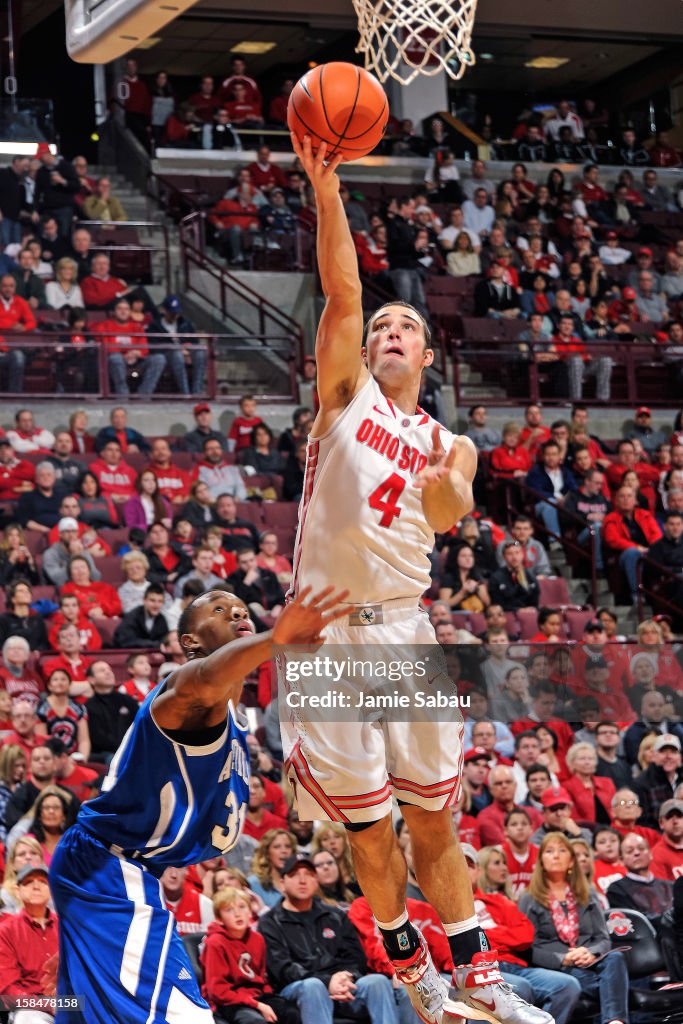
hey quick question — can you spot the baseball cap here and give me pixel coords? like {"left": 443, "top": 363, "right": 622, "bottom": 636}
{"left": 622, "top": 287, "right": 637, "bottom": 300}
{"left": 636, "top": 406, "right": 651, "bottom": 416}
{"left": 638, "top": 247, "right": 653, "bottom": 257}
{"left": 541, "top": 786, "right": 573, "bottom": 809}
{"left": 606, "top": 231, "right": 618, "bottom": 240}
{"left": 17, "top": 863, "right": 49, "bottom": 885}
{"left": 414, "top": 204, "right": 432, "bottom": 215}
{"left": 460, "top": 843, "right": 479, "bottom": 865}
{"left": 0, "top": 437, "right": 11, "bottom": 446}
{"left": 162, "top": 295, "right": 181, "bottom": 313}
{"left": 35, "top": 142, "right": 52, "bottom": 157}
{"left": 583, "top": 619, "right": 605, "bottom": 634}
{"left": 653, "top": 733, "right": 682, "bottom": 753}
{"left": 280, "top": 854, "right": 316, "bottom": 878}
{"left": 58, "top": 517, "right": 79, "bottom": 532}
{"left": 464, "top": 747, "right": 490, "bottom": 764}
{"left": 193, "top": 402, "right": 211, "bottom": 415}
{"left": 659, "top": 798, "right": 683, "bottom": 818}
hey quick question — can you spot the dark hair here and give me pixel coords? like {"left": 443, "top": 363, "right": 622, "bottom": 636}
{"left": 67, "top": 555, "right": 91, "bottom": 580}
{"left": 47, "top": 667, "right": 72, "bottom": 689}
{"left": 540, "top": 440, "right": 560, "bottom": 455}
{"left": 534, "top": 722, "right": 558, "bottom": 751}
{"left": 144, "top": 583, "right": 165, "bottom": 599}
{"left": 514, "top": 730, "right": 539, "bottom": 750}
{"left": 530, "top": 679, "right": 556, "bottom": 699}
{"left": 29, "top": 788, "right": 75, "bottom": 843}
{"left": 504, "top": 807, "right": 532, "bottom": 826}
{"left": 128, "top": 527, "right": 146, "bottom": 546}
{"left": 251, "top": 423, "right": 273, "bottom": 445}
{"left": 182, "top": 578, "right": 206, "bottom": 600}
{"left": 537, "top": 607, "right": 560, "bottom": 628}
{"left": 126, "top": 651, "right": 148, "bottom": 669}
{"left": 292, "top": 406, "right": 311, "bottom": 427}
{"left": 5, "top": 577, "right": 33, "bottom": 608}
{"left": 512, "top": 515, "right": 531, "bottom": 527}
{"left": 665, "top": 509, "right": 683, "bottom": 521}
{"left": 525, "top": 762, "right": 551, "bottom": 782}
{"left": 135, "top": 469, "right": 167, "bottom": 522}
{"left": 592, "top": 826, "right": 621, "bottom": 849}
{"left": 68, "top": 306, "right": 87, "bottom": 326}
{"left": 468, "top": 404, "right": 485, "bottom": 418}
{"left": 78, "top": 470, "right": 101, "bottom": 497}
{"left": 617, "top": 439, "right": 635, "bottom": 452}
{"left": 44, "top": 737, "right": 67, "bottom": 758}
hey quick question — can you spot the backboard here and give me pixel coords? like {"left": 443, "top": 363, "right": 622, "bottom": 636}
{"left": 65, "top": 0, "right": 200, "bottom": 63}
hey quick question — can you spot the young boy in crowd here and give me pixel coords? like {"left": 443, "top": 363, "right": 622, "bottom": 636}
{"left": 502, "top": 808, "right": 538, "bottom": 898}
{"left": 205, "top": 524, "right": 237, "bottom": 578}
{"left": 228, "top": 395, "right": 264, "bottom": 453}
{"left": 119, "top": 652, "right": 157, "bottom": 703}
{"left": 201, "top": 887, "right": 297, "bottom": 1024}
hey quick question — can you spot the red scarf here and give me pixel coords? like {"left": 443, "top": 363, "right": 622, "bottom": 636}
{"left": 549, "top": 886, "right": 580, "bottom": 947}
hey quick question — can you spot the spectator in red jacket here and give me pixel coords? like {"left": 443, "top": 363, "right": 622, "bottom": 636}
{"left": 97, "top": 297, "right": 166, "bottom": 396}
{"left": 48, "top": 593, "right": 102, "bottom": 654}
{"left": 562, "top": 743, "right": 616, "bottom": 824}
{"left": 218, "top": 57, "right": 263, "bottom": 111}
{"left": 605, "top": 439, "right": 660, "bottom": 508}
{"left": 0, "top": 437, "right": 34, "bottom": 500}
{"left": 80, "top": 253, "right": 128, "bottom": 309}
{"left": 651, "top": 799, "right": 683, "bottom": 880}
{"left": 477, "top": 765, "right": 542, "bottom": 846}
{"left": 247, "top": 146, "right": 287, "bottom": 195}
{"left": 490, "top": 423, "right": 532, "bottom": 479}
{"left": 116, "top": 57, "right": 152, "bottom": 149}
{"left": 146, "top": 438, "right": 191, "bottom": 506}
{"left": 0, "top": 862, "right": 59, "bottom": 1002}
{"left": 223, "top": 82, "right": 264, "bottom": 127}
{"left": 209, "top": 192, "right": 259, "bottom": 267}
{"left": 90, "top": 439, "right": 137, "bottom": 505}
{"left": 0, "top": 274, "right": 34, "bottom": 392}
{"left": 201, "top": 886, "right": 298, "bottom": 1024}
{"left": 187, "top": 75, "right": 221, "bottom": 123}
{"left": 243, "top": 774, "right": 287, "bottom": 841}
{"left": 603, "top": 484, "right": 662, "bottom": 601}
{"left": 61, "top": 555, "right": 122, "bottom": 620}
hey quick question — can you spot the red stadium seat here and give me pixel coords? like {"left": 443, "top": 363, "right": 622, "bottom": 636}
{"left": 564, "top": 608, "right": 596, "bottom": 640}
{"left": 516, "top": 608, "right": 539, "bottom": 639}
{"left": 235, "top": 502, "right": 264, "bottom": 527}
{"left": 262, "top": 502, "right": 299, "bottom": 530}
{"left": 538, "top": 577, "right": 572, "bottom": 607}
{"left": 93, "top": 556, "right": 125, "bottom": 585}
{"left": 94, "top": 617, "right": 121, "bottom": 647}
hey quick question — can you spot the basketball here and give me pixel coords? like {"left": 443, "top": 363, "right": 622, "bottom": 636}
{"left": 287, "top": 62, "right": 389, "bottom": 162}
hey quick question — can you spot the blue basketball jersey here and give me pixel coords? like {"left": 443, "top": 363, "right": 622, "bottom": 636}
{"left": 77, "top": 686, "right": 250, "bottom": 875}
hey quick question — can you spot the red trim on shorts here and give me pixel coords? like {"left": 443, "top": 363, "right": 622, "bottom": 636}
{"left": 388, "top": 772, "right": 461, "bottom": 798}
{"left": 290, "top": 745, "right": 350, "bottom": 823}
{"left": 331, "top": 784, "right": 393, "bottom": 809}
{"left": 290, "top": 439, "right": 319, "bottom": 597}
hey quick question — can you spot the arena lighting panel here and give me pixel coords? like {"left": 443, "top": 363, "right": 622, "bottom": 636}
{"left": 65, "top": 0, "right": 201, "bottom": 62}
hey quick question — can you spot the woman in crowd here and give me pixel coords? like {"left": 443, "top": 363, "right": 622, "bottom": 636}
{"left": 534, "top": 724, "right": 567, "bottom": 782}
{"left": 312, "top": 848, "right": 355, "bottom": 909}
{"left": 150, "top": 71, "right": 175, "bottom": 148}
{"left": 310, "top": 822, "right": 358, "bottom": 893}
{"left": 570, "top": 278, "right": 591, "bottom": 319}
{"left": 478, "top": 846, "right": 515, "bottom": 900}
{"left": 117, "top": 550, "right": 155, "bottom": 613}
{"left": 123, "top": 469, "right": 172, "bottom": 530}
{"left": 564, "top": 743, "right": 615, "bottom": 826}
{"left": 256, "top": 531, "right": 292, "bottom": 589}
{"left": 24, "top": 786, "right": 74, "bottom": 866}
{"left": 620, "top": 470, "right": 649, "bottom": 510}
{"left": 438, "top": 544, "right": 490, "bottom": 613}
{"left": 634, "top": 618, "right": 683, "bottom": 689}
{"left": 68, "top": 409, "right": 94, "bottom": 453}
{"left": 180, "top": 480, "right": 215, "bottom": 532}
{"left": 239, "top": 424, "right": 284, "bottom": 476}
{"left": 446, "top": 231, "right": 481, "bottom": 278}
{"left": 597, "top": 607, "right": 627, "bottom": 643}
{"left": 491, "top": 665, "right": 531, "bottom": 722}
{"left": 0, "top": 524, "right": 40, "bottom": 586}
{"left": 0, "top": 579, "right": 48, "bottom": 650}
{"left": 0, "top": 745, "right": 27, "bottom": 843}
{"left": 77, "top": 471, "right": 118, "bottom": 529}
{"left": 449, "top": 516, "right": 498, "bottom": 576}
{"left": 45, "top": 257, "right": 84, "bottom": 310}
{"left": 37, "top": 668, "right": 91, "bottom": 760}
{"left": 519, "top": 832, "right": 630, "bottom": 1024}
{"left": 546, "top": 169, "right": 566, "bottom": 207}
{"left": 0, "top": 835, "right": 44, "bottom": 912}
{"left": 61, "top": 555, "right": 122, "bottom": 620}
{"left": 570, "top": 837, "right": 607, "bottom": 908}
{"left": 247, "top": 828, "right": 297, "bottom": 908}
{"left": 0, "top": 634, "right": 42, "bottom": 707}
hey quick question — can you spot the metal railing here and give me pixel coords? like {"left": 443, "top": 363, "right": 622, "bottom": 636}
{"left": 636, "top": 554, "right": 683, "bottom": 624}
{"left": 179, "top": 212, "right": 305, "bottom": 377}
{"left": 500, "top": 477, "right": 600, "bottom": 609}
{"left": 76, "top": 219, "right": 172, "bottom": 294}
{"left": 0, "top": 333, "right": 298, "bottom": 401}
{"left": 451, "top": 335, "right": 679, "bottom": 407}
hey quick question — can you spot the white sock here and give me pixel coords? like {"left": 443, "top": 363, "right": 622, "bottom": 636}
{"left": 442, "top": 915, "right": 480, "bottom": 937}
{"left": 375, "top": 909, "right": 409, "bottom": 931}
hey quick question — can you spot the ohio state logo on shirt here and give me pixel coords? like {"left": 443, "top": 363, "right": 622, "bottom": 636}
{"left": 322, "top": 927, "right": 336, "bottom": 939}
{"left": 239, "top": 952, "right": 255, "bottom": 979}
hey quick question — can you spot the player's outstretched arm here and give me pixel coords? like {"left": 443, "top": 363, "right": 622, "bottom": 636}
{"left": 153, "top": 587, "right": 349, "bottom": 731}
{"left": 415, "top": 427, "right": 477, "bottom": 534}
{"left": 291, "top": 133, "right": 366, "bottom": 411}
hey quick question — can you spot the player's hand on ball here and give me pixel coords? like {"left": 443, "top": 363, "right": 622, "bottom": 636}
{"left": 272, "top": 585, "right": 349, "bottom": 646}
{"left": 414, "top": 425, "right": 458, "bottom": 489}
{"left": 290, "top": 133, "right": 344, "bottom": 198}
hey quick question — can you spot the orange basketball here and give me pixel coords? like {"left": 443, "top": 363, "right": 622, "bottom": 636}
{"left": 287, "top": 62, "right": 389, "bottom": 162}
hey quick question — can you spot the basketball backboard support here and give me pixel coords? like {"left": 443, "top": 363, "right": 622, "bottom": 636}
{"left": 65, "top": 0, "right": 200, "bottom": 63}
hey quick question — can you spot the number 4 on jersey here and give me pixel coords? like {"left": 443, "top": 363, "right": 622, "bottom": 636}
{"left": 368, "top": 473, "right": 406, "bottom": 527}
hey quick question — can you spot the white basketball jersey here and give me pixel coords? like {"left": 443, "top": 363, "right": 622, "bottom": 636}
{"left": 291, "top": 375, "right": 457, "bottom": 604}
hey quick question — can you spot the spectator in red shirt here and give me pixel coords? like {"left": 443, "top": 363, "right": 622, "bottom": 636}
{"left": 90, "top": 439, "right": 137, "bottom": 505}
{"left": 218, "top": 57, "right": 263, "bottom": 112}
{"left": 243, "top": 774, "right": 287, "bottom": 841}
{"left": 147, "top": 438, "right": 191, "bottom": 507}
{"left": 519, "top": 404, "right": 551, "bottom": 455}
{"left": 563, "top": 743, "right": 616, "bottom": 823}
{"left": 47, "top": 736, "right": 98, "bottom": 803}
{"left": 247, "top": 146, "right": 287, "bottom": 195}
{"left": 0, "top": 438, "right": 34, "bottom": 500}
{"left": 490, "top": 423, "right": 532, "bottom": 479}
{"left": 116, "top": 57, "right": 152, "bottom": 149}
{"left": 209, "top": 191, "right": 259, "bottom": 267}
{"left": 48, "top": 592, "right": 101, "bottom": 653}
{"left": 188, "top": 75, "right": 221, "bottom": 123}
{"left": 0, "top": 862, "right": 58, "bottom": 999}
{"left": 228, "top": 394, "right": 264, "bottom": 453}
{"left": 161, "top": 864, "right": 213, "bottom": 935}
{"left": 119, "top": 652, "right": 157, "bottom": 703}
{"left": 42, "top": 623, "right": 94, "bottom": 695}
{"left": 609, "top": 787, "right": 662, "bottom": 848}
{"left": 269, "top": 78, "right": 294, "bottom": 126}
{"left": 0, "top": 274, "right": 34, "bottom": 391}
{"left": 477, "top": 765, "right": 541, "bottom": 846}
{"left": 80, "top": 252, "right": 128, "bottom": 309}
{"left": 651, "top": 799, "right": 683, "bottom": 880}
{"left": 603, "top": 484, "right": 662, "bottom": 601}
{"left": 97, "top": 297, "right": 166, "bottom": 396}
{"left": 0, "top": 636, "right": 42, "bottom": 705}
{"left": 61, "top": 555, "right": 122, "bottom": 620}
{"left": 575, "top": 163, "right": 609, "bottom": 219}
{"left": 501, "top": 808, "right": 538, "bottom": 898}
{"left": 1, "top": 700, "right": 47, "bottom": 760}
{"left": 223, "top": 82, "right": 264, "bottom": 127}
{"left": 648, "top": 131, "right": 682, "bottom": 169}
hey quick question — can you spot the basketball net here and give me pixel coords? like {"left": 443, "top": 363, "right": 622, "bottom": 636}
{"left": 353, "top": 0, "right": 478, "bottom": 85}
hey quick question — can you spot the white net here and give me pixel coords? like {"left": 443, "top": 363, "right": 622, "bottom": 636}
{"left": 353, "top": 0, "right": 478, "bottom": 85}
